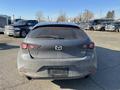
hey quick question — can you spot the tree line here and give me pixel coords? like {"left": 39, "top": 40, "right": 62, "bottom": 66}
{"left": 36, "top": 10, "right": 115, "bottom": 23}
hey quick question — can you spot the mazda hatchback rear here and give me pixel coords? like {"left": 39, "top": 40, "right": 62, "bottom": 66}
{"left": 17, "top": 22, "right": 97, "bottom": 80}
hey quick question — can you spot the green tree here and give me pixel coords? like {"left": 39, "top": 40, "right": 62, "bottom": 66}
{"left": 106, "top": 10, "right": 115, "bottom": 19}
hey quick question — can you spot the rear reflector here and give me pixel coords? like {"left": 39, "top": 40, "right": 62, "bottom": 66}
{"left": 21, "top": 43, "right": 39, "bottom": 49}
{"left": 83, "top": 42, "right": 95, "bottom": 49}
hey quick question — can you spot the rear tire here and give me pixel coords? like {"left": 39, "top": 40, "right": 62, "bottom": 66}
{"left": 116, "top": 29, "right": 119, "bottom": 32}
{"left": 101, "top": 27, "right": 105, "bottom": 31}
{"left": 8, "top": 35, "right": 13, "bottom": 37}
{"left": 90, "top": 27, "right": 94, "bottom": 31}
{"left": 84, "top": 75, "right": 90, "bottom": 79}
{"left": 26, "top": 76, "right": 32, "bottom": 80}
{"left": 18, "top": 71, "right": 32, "bottom": 80}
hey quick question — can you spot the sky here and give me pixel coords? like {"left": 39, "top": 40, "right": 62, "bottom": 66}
{"left": 0, "top": 0, "right": 120, "bottom": 19}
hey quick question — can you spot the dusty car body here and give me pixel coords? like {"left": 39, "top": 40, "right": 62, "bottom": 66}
{"left": 17, "top": 22, "right": 97, "bottom": 80}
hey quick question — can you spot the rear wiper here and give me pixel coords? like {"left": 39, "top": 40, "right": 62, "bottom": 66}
{"left": 35, "top": 35, "right": 64, "bottom": 39}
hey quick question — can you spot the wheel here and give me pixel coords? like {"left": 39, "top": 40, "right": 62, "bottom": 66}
{"left": 90, "top": 27, "right": 94, "bottom": 31}
{"left": 101, "top": 27, "right": 105, "bottom": 31}
{"left": 84, "top": 75, "right": 90, "bottom": 79}
{"left": 115, "top": 29, "right": 119, "bottom": 32}
{"left": 114, "top": 28, "right": 119, "bottom": 32}
{"left": 117, "top": 29, "right": 120, "bottom": 32}
{"left": 18, "top": 71, "right": 32, "bottom": 80}
{"left": 26, "top": 76, "right": 32, "bottom": 80}
{"left": 20, "top": 30, "right": 27, "bottom": 38}
{"left": 8, "top": 35, "right": 13, "bottom": 37}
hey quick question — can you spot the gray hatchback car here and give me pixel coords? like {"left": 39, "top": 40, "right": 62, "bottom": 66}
{"left": 17, "top": 22, "right": 97, "bottom": 80}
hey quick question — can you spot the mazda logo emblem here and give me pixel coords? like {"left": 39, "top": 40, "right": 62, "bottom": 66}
{"left": 55, "top": 45, "right": 63, "bottom": 51}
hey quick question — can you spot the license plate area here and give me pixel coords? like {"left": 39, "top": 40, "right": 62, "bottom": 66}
{"left": 48, "top": 67, "right": 69, "bottom": 77}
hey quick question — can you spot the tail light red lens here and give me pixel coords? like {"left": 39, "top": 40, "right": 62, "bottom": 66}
{"left": 83, "top": 42, "right": 95, "bottom": 49}
{"left": 21, "top": 43, "right": 28, "bottom": 49}
{"left": 21, "top": 43, "right": 39, "bottom": 49}
{"left": 89, "top": 42, "right": 95, "bottom": 49}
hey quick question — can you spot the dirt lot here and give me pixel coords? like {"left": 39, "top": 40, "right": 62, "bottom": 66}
{"left": 0, "top": 31, "right": 120, "bottom": 90}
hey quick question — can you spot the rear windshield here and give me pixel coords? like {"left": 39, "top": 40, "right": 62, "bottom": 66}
{"left": 28, "top": 27, "right": 87, "bottom": 40}
{"left": 14, "top": 20, "right": 26, "bottom": 25}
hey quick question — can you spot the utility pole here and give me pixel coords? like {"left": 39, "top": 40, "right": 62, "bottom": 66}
{"left": 12, "top": 14, "right": 15, "bottom": 21}
{"left": 99, "top": 10, "right": 102, "bottom": 18}
{"left": 19, "top": 16, "right": 22, "bottom": 19}
{"left": 47, "top": 16, "right": 50, "bottom": 22}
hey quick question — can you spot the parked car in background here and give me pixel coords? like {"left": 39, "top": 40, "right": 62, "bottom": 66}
{"left": 4, "top": 20, "right": 38, "bottom": 37}
{"left": 79, "top": 22, "right": 92, "bottom": 30}
{"left": 0, "top": 15, "right": 11, "bottom": 33}
{"left": 17, "top": 22, "right": 97, "bottom": 80}
{"left": 12, "top": 19, "right": 23, "bottom": 24}
{"left": 89, "top": 19, "right": 114, "bottom": 31}
{"left": 105, "top": 21, "right": 120, "bottom": 32}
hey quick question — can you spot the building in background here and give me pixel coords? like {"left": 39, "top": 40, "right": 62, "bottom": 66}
{"left": 0, "top": 15, "right": 11, "bottom": 33}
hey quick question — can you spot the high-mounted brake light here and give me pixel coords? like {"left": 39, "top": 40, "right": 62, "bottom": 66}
{"left": 83, "top": 42, "right": 95, "bottom": 49}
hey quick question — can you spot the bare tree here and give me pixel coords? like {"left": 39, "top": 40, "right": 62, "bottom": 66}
{"left": 36, "top": 11, "right": 44, "bottom": 22}
{"left": 106, "top": 10, "right": 115, "bottom": 19}
{"left": 72, "top": 14, "right": 82, "bottom": 23}
{"left": 81, "top": 10, "right": 94, "bottom": 22}
{"left": 56, "top": 11, "right": 68, "bottom": 22}
{"left": 47, "top": 16, "right": 53, "bottom": 22}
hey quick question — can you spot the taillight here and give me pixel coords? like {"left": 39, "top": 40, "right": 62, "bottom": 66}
{"left": 21, "top": 43, "right": 28, "bottom": 49}
{"left": 83, "top": 42, "right": 95, "bottom": 49}
{"left": 89, "top": 42, "right": 95, "bottom": 49}
{"left": 21, "top": 43, "right": 39, "bottom": 49}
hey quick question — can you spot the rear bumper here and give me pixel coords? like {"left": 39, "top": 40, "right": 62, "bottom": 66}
{"left": 105, "top": 28, "right": 115, "bottom": 31}
{"left": 4, "top": 30, "right": 14, "bottom": 35}
{"left": 4, "top": 30, "right": 20, "bottom": 36}
{"left": 17, "top": 52, "right": 97, "bottom": 79}
{"left": 0, "top": 28, "right": 4, "bottom": 33}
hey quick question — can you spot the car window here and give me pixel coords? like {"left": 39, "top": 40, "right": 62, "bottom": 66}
{"left": 114, "top": 22, "right": 120, "bottom": 25}
{"left": 27, "top": 20, "right": 38, "bottom": 26}
{"left": 14, "top": 20, "right": 26, "bottom": 25}
{"left": 93, "top": 20, "right": 114, "bottom": 25}
{"left": 28, "top": 26, "right": 86, "bottom": 40}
